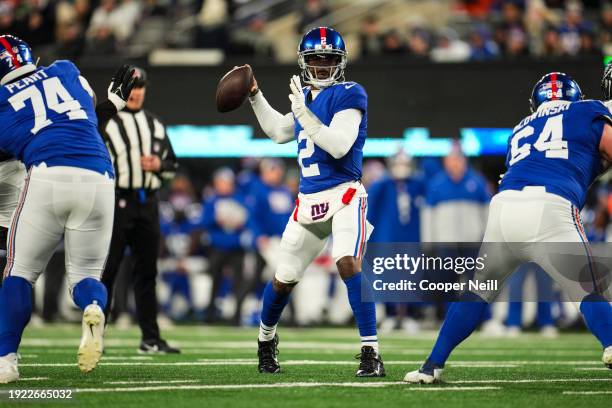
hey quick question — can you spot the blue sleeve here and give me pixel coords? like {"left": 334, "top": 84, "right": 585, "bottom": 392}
{"left": 333, "top": 82, "right": 367, "bottom": 114}
{"left": 248, "top": 191, "right": 265, "bottom": 239}
{"left": 584, "top": 100, "right": 612, "bottom": 146}
{"left": 50, "top": 60, "right": 80, "bottom": 78}
{"left": 366, "top": 179, "right": 384, "bottom": 225}
{"left": 425, "top": 175, "right": 444, "bottom": 206}
{"left": 201, "top": 198, "right": 216, "bottom": 229}
{"left": 477, "top": 176, "right": 492, "bottom": 203}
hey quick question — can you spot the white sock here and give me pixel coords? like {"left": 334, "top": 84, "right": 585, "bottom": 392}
{"left": 259, "top": 322, "right": 277, "bottom": 342}
{"left": 361, "top": 336, "right": 379, "bottom": 354}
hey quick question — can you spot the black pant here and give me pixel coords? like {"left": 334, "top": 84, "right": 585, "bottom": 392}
{"left": 206, "top": 248, "right": 245, "bottom": 324}
{"left": 102, "top": 190, "right": 161, "bottom": 341}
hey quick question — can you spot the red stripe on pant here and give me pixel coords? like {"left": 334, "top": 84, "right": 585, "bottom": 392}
{"left": 356, "top": 198, "right": 367, "bottom": 259}
{"left": 3, "top": 169, "right": 31, "bottom": 279}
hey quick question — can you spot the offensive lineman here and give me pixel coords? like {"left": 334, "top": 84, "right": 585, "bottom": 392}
{"left": 0, "top": 35, "right": 136, "bottom": 383}
{"left": 405, "top": 72, "right": 612, "bottom": 383}
{"left": 248, "top": 27, "right": 384, "bottom": 376}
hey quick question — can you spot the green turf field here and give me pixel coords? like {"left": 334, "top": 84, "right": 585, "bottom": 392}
{"left": 0, "top": 325, "right": 610, "bottom": 407}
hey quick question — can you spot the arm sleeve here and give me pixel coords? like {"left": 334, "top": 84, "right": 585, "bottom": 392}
{"left": 155, "top": 119, "right": 179, "bottom": 180}
{"left": 95, "top": 100, "right": 119, "bottom": 127}
{"left": 309, "top": 108, "right": 362, "bottom": 159}
{"left": 248, "top": 91, "right": 294, "bottom": 143}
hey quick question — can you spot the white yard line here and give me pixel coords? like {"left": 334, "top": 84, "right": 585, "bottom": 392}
{"left": 411, "top": 387, "right": 502, "bottom": 391}
{"left": 450, "top": 378, "right": 612, "bottom": 384}
{"left": 104, "top": 380, "right": 201, "bottom": 385}
{"left": 574, "top": 367, "right": 610, "bottom": 371}
{"left": 101, "top": 356, "right": 154, "bottom": 360}
{"left": 73, "top": 382, "right": 500, "bottom": 393}
{"left": 563, "top": 391, "right": 612, "bottom": 395}
{"left": 18, "top": 377, "right": 49, "bottom": 381}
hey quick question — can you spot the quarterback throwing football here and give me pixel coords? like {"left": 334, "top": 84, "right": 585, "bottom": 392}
{"left": 248, "top": 27, "right": 383, "bottom": 377}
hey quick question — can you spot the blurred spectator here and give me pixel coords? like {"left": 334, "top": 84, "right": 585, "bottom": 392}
{"left": 86, "top": 0, "right": 141, "bottom": 53}
{"left": 195, "top": 0, "right": 228, "bottom": 49}
{"left": 381, "top": 29, "right": 406, "bottom": 55}
{"left": 55, "top": 0, "right": 91, "bottom": 58}
{"left": 407, "top": 28, "right": 431, "bottom": 60}
{"left": 249, "top": 159, "right": 294, "bottom": 320}
{"left": 578, "top": 30, "right": 600, "bottom": 56}
{"left": 0, "top": 3, "right": 17, "bottom": 33}
{"left": 505, "top": 27, "right": 530, "bottom": 58}
{"left": 431, "top": 27, "right": 470, "bottom": 62}
{"left": 14, "top": 0, "right": 56, "bottom": 47}
{"left": 201, "top": 168, "right": 250, "bottom": 325}
{"left": 159, "top": 176, "right": 203, "bottom": 320}
{"left": 362, "top": 159, "right": 386, "bottom": 188}
{"left": 468, "top": 27, "right": 500, "bottom": 60}
{"left": 421, "top": 144, "right": 490, "bottom": 242}
{"left": 298, "top": 0, "right": 330, "bottom": 33}
{"left": 368, "top": 150, "right": 426, "bottom": 334}
{"left": 558, "top": 1, "right": 593, "bottom": 56}
{"left": 369, "top": 151, "right": 426, "bottom": 243}
{"left": 600, "top": 3, "right": 612, "bottom": 50}
{"left": 359, "top": 15, "right": 383, "bottom": 58}
{"left": 541, "top": 26, "right": 564, "bottom": 57}
{"left": 229, "top": 14, "right": 275, "bottom": 58}
{"left": 493, "top": 1, "right": 526, "bottom": 55}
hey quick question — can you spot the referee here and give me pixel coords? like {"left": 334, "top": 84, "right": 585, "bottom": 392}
{"left": 101, "top": 68, "right": 180, "bottom": 354}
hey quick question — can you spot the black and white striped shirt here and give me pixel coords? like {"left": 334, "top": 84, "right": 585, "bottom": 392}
{"left": 102, "top": 109, "right": 178, "bottom": 190}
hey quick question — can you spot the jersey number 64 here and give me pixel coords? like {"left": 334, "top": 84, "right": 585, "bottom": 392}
{"left": 509, "top": 114, "right": 567, "bottom": 166}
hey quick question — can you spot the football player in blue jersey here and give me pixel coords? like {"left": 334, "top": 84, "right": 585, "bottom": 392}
{"left": 405, "top": 72, "right": 612, "bottom": 383}
{"left": 247, "top": 27, "right": 384, "bottom": 376}
{"left": 0, "top": 35, "right": 137, "bottom": 383}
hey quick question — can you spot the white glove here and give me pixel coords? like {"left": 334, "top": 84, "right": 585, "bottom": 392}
{"left": 288, "top": 75, "right": 321, "bottom": 136}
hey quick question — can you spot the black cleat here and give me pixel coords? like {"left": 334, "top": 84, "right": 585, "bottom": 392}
{"left": 355, "top": 346, "right": 385, "bottom": 377}
{"left": 258, "top": 334, "right": 280, "bottom": 373}
{"left": 138, "top": 338, "right": 181, "bottom": 354}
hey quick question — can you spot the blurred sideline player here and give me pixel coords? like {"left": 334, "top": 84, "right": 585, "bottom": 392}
{"left": 368, "top": 150, "right": 425, "bottom": 334}
{"left": 0, "top": 35, "right": 136, "bottom": 382}
{"left": 405, "top": 72, "right": 612, "bottom": 383}
{"left": 248, "top": 27, "right": 384, "bottom": 376}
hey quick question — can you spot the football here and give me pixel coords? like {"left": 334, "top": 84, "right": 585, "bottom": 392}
{"left": 215, "top": 65, "right": 254, "bottom": 113}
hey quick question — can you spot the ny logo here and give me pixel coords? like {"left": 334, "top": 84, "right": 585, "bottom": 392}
{"left": 311, "top": 202, "right": 329, "bottom": 220}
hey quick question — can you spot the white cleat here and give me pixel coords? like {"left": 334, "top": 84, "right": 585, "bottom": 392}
{"left": 603, "top": 346, "right": 612, "bottom": 369}
{"left": 78, "top": 303, "right": 105, "bottom": 373}
{"left": 403, "top": 367, "right": 444, "bottom": 384}
{"left": 0, "top": 353, "right": 19, "bottom": 383}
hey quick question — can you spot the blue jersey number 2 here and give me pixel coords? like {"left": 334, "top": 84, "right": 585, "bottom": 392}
{"left": 8, "top": 77, "right": 87, "bottom": 135}
{"left": 509, "top": 114, "right": 567, "bottom": 166}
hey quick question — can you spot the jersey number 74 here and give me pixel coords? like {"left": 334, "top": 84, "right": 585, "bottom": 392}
{"left": 8, "top": 77, "right": 87, "bottom": 135}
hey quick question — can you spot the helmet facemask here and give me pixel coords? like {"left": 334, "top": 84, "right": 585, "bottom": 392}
{"left": 298, "top": 49, "right": 346, "bottom": 89}
{"left": 602, "top": 63, "right": 612, "bottom": 101}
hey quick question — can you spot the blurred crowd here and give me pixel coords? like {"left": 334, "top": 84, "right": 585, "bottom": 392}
{"left": 360, "top": 0, "right": 612, "bottom": 61}
{"left": 4, "top": 0, "right": 612, "bottom": 63}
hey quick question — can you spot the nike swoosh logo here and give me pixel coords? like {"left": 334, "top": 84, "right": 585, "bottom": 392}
{"left": 344, "top": 83, "right": 356, "bottom": 89}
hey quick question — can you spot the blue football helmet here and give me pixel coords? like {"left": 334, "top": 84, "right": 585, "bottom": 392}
{"left": 298, "top": 27, "right": 347, "bottom": 89}
{"left": 529, "top": 72, "right": 583, "bottom": 112}
{"left": 0, "top": 35, "right": 36, "bottom": 86}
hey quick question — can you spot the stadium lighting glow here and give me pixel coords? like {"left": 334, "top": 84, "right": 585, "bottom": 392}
{"left": 167, "top": 125, "right": 511, "bottom": 158}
